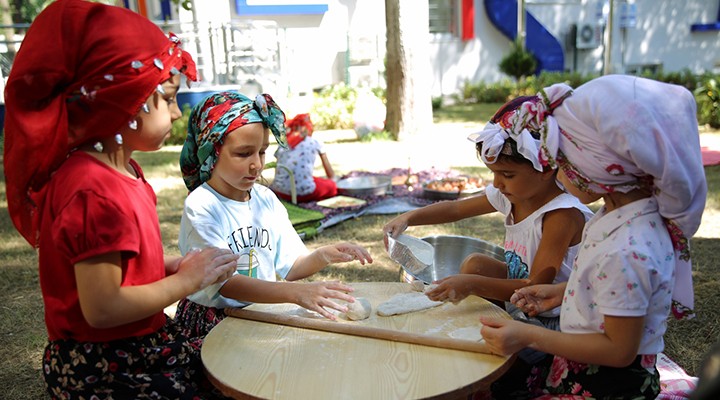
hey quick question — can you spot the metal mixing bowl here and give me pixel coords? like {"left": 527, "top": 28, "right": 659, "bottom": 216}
{"left": 336, "top": 175, "right": 392, "bottom": 197}
{"left": 399, "top": 235, "right": 505, "bottom": 284}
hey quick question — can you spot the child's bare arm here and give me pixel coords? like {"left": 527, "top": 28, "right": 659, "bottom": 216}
{"left": 318, "top": 152, "right": 335, "bottom": 180}
{"left": 480, "top": 314, "right": 644, "bottom": 367}
{"left": 510, "top": 282, "right": 566, "bottom": 316}
{"left": 529, "top": 207, "right": 586, "bottom": 284}
{"left": 287, "top": 242, "right": 373, "bottom": 281}
{"left": 220, "top": 276, "right": 356, "bottom": 320}
{"left": 75, "top": 248, "right": 238, "bottom": 328}
{"left": 382, "top": 194, "right": 495, "bottom": 240}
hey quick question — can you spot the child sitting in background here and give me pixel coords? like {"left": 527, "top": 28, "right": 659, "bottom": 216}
{"left": 2, "top": 1, "right": 239, "bottom": 397}
{"left": 176, "top": 92, "right": 373, "bottom": 337}
{"left": 480, "top": 75, "right": 707, "bottom": 399}
{"left": 271, "top": 113, "right": 338, "bottom": 202}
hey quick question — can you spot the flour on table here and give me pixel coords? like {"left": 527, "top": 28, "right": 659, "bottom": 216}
{"left": 449, "top": 326, "right": 484, "bottom": 342}
{"left": 376, "top": 292, "right": 444, "bottom": 316}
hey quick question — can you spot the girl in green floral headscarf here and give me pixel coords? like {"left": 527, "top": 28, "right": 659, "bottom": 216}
{"left": 180, "top": 91, "right": 288, "bottom": 192}
{"left": 176, "top": 91, "right": 374, "bottom": 337}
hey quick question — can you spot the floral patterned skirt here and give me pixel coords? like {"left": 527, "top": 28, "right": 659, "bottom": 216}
{"left": 492, "top": 354, "right": 660, "bottom": 399}
{"left": 43, "top": 317, "right": 226, "bottom": 400}
{"left": 174, "top": 298, "right": 228, "bottom": 338}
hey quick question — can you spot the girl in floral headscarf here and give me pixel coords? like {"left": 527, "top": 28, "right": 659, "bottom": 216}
{"left": 383, "top": 95, "right": 593, "bottom": 372}
{"left": 176, "top": 92, "right": 373, "bottom": 337}
{"left": 2, "top": 1, "right": 240, "bottom": 398}
{"left": 480, "top": 75, "right": 707, "bottom": 399}
{"left": 270, "top": 113, "right": 338, "bottom": 202}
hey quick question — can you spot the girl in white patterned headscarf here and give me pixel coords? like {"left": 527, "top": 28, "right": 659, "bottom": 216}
{"left": 480, "top": 75, "right": 706, "bottom": 399}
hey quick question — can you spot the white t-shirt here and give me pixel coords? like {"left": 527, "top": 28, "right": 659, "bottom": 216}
{"left": 271, "top": 136, "right": 325, "bottom": 196}
{"left": 179, "top": 183, "right": 307, "bottom": 308}
{"left": 485, "top": 184, "right": 594, "bottom": 317}
{"left": 560, "top": 197, "right": 674, "bottom": 355}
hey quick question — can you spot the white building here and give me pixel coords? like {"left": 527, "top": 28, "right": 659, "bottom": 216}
{"left": 5, "top": 0, "right": 720, "bottom": 108}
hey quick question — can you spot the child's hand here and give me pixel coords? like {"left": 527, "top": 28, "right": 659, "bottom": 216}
{"left": 426, "top": 276, "right": 472, "bottom": 303}
{"left": 291, "top": 281, "right": 355, "bottom": 320}
{"left": 382, "top": 216, "right": 409, "bottom": 248}
{"left": 176, "top": 248, "right": 239, "bottom": 291}
{"left": 320, "top": 243, "right": 373, "bottom": 265}
{"left": 510, "top": 283, "right": 564, "bottom": 317}
{"left": 479, "top": 317, "right": 528, "bottom": 356}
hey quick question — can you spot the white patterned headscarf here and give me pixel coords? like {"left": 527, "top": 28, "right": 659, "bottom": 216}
{"left": 538, "top": 74, "right": 707, "bottom": 319}
{"left": 468, "top": 92, "right": 571, "bottom": 171}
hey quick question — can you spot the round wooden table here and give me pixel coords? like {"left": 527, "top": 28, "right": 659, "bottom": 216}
{"left": 201, "top": 282, "right": 515, "bottom": 399}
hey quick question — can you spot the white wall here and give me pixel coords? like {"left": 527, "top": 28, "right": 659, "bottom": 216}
{"left": 428, "top": 0, "right": 720, "bottom": 97}
{"left": 163, "top": 0, "right": 720, "bottom": 100}
{"left": 527, "top": 0, "right": 720, "bottom": 76}
{"left": 613, "top": 0, "right": 720, "bottom": 74}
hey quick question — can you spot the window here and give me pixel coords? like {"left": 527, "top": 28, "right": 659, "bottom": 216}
{"left": 429, "top": 0, "right": 459, "bottom": 36}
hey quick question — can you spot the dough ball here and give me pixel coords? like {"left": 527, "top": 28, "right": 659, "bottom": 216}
{"left": 345, "top": 297, "right": 372, "bottom": 321}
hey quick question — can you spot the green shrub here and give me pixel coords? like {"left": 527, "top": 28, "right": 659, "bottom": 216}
{"left": 460, "top": 80, "right": 513, "bottom": 103}
{"left": 695, "top": 76, "right": 720, "bottom": 128}
{"left": 309, "top": 83, "right": 358, "bottom": 130}
{"left": 432, "top": 96, "right": 443, "bottom": 110}
{"left": 168, "top": 103, "right": 192, "bottom": 146}
{"left": 498, "top": 39, "right": 538, "bottom": 80}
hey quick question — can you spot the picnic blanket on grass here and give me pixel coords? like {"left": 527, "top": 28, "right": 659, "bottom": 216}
{"left": 290, "top": 168, "right": 472, "bottom": 237}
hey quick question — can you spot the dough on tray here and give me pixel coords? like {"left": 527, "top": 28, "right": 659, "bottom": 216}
{"left": 377, "top": 292, "right": 444, "bottom": 316}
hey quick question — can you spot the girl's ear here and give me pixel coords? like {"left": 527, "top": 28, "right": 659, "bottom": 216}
{"left": 540, "top": 168, "right": 558, "bottom": 181}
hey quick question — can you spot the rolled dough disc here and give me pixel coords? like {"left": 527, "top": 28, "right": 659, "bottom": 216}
{"left": 449, "top": 326, "right": 484, "bottom": 342}
{"left": 376, "top": 292, "right": 444, "bottom": 316}
{"left": 345, "top": 297, "right": 372, "bottom": 321}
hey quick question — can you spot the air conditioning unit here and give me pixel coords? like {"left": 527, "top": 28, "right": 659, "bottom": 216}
{"left": 575, "top": 22, "right": 601, "bottom": 49}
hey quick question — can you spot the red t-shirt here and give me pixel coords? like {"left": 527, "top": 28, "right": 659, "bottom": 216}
{"left": 39, "top": 152, "right": 166, "bottom": 342}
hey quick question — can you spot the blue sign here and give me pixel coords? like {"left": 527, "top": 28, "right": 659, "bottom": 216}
{"left": 620, "top": 3, "right": 637, "bottom": 29}
{"left": 235, "top": 0, "right": 328, "bottom": 15}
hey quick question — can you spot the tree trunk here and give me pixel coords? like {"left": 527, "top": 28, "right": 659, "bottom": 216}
{"left": 1, "top": 0, "right": 16, "bottom": 56}
{"left": 384, "top": 0, "right": 432, "bottom": 140}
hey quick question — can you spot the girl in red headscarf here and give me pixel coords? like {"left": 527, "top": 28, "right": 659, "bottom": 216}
{"left": 270, "top": 113, "right": 338, "bottom": 202}
{"left": 2, "top": 1, "right": 239, "bottom": 398}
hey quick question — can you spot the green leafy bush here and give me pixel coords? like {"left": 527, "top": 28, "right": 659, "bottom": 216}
{"left": 695, "top": 76, "right": 720, "bottom": 128}
{"left": 461, "top": 80, "right": 513, "bottom": 103}
{"left": 167, "top": 103, "right": 192, "bottom": 145}
{"left": 309, "top": 83, "right": 358, "bottom": 130}
{"left": 498, "top": 39, "right": 538, "bottom": 80}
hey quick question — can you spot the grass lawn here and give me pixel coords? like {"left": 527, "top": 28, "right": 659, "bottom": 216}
{"left": 1, "top": 103, "right": 718, "bottom": 398}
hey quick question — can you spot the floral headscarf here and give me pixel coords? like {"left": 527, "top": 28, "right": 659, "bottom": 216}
{"left": 286, "top": 113, "right": 314, "bottom": 149}
{"left": 519, "top": 75, "right": 706, "bottom": 319}
{"left": 180, "top": 91, "right": 288, "bottom": 191}
{"left": 467, "top": 95, "right": 568, "bottom": 171}
{"left": 3, "top": 0, "right": 197, "bottom": 246}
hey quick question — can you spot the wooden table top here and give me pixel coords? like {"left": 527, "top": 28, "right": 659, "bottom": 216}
{"left": 201, "top": 282, "right": 514, "bottom": 400}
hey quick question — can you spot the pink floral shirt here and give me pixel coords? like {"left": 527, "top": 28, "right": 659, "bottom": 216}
{"left": 560, "top": 197, "right": 675, "bottom": 355}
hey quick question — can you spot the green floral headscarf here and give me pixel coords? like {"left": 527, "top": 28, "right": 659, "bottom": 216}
{"left": 180, "top": 91, "right": 287, "bottom": 191}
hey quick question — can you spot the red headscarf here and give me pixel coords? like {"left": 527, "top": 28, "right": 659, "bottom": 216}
{"left": 3, "top": 0, "right": 197, "bottom": 246}
{"left": 285, "top": 113, "right": 314, "bottom": 149}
